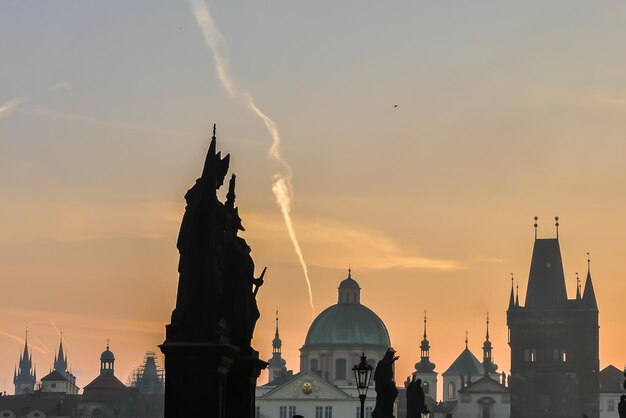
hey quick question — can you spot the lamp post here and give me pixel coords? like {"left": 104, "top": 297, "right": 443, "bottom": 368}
{"left": 353, "top": 353, "right": 373, "bottom": 418}
{"left": 421, "top": 405, "right": 431, "bottom": 418}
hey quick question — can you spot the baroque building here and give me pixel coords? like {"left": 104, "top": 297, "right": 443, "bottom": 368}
{"left": 507, "top": 221, "right": 599, "bottom": 418}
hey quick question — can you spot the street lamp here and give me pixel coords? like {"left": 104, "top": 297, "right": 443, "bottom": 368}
{"left": 421, "top": 406, "right": 431, "bottom": 418}
{"left": 353, "top": 353, "right": 373, "bottom": 418}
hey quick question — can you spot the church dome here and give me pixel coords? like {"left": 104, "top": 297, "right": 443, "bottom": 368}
{"left": 303, "top": 271, "right": 390, "bottom": 347}
{"left": 101, "top": 347, "right": 115, "bottom": 362}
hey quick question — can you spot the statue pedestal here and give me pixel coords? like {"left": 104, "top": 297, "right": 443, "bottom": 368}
{"left": 226, "top": 350, "right": 268, "bottom": 418}
{"left": 160, "top": 341, "right": 239, "bottom": 418}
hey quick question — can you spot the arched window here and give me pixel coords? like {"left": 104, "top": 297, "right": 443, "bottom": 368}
{"left": 310, "top": 359, "right": 318, "bottom": 371}
{"left": 335, "top": 358, "right": 347, "bottom": 380}
{"left": 447, "top": 381, "right": 456, "bottom": 399}
{"left": 423, "top": 381, "right": 430, "bottom": 394}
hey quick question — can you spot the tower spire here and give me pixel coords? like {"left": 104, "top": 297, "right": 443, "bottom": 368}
{"left": 508, "top": 273, "right": 515, "bottom": 309}
{"left": 267, "top": 309, "right": 288, "bottom": 383}
{"left": 465, "top": 330, "right": 469, "bottom": 349}
{"left": 534, "top": 216, "right": 538, "bottom": 239}
{"left": 582, "top": 252, "right": 598, "bottom": 310}
{"left": 482, "top": 312, "right": 496, "bottom": 376}
{"left": 576, "top": 272, "right": 581, "bottom": 300}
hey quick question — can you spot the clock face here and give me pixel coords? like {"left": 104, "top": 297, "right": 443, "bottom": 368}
{"left": 302, "top": 382, "right": 313, "bottom": 395}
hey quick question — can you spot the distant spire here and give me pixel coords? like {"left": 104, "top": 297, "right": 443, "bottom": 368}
{"left": 515, "top": 282, "right": 519, "bottom": 306}
{"left": 106, "top": 337, "right": 110, "bottom": 350}
{"left": 212, "top": 123, "right": 216, "bottom": 140}
{"left": 465, "top": 330, "right": 469, "bottom": 349}
{"left": 485, "top": 312, "right": 490, "bottom": 341}
{"left": 348, "top": 265, "right": 352, "bottom": 279}
{"left": 272, "top": 310, "right": 282, "bottom": 353}
{"left": 534, "top": 216, "right": 538, "bottom": 239}
{"left": 423, "top": 310, "right": 428, "bottom": 339}
{"left": 415, "top": 310, "right": 435, "bottom": 372}
{"left": 582, "top": 252, "right": 598, "bottom": 310}
{"left": 508, "top": 273, "right": 515, "bottom": 309}
{"left": 576, "top": 272, "right": 581, "bottom": 300}
{"left": 555, "top": 216, "right": 559, "bottom": 239}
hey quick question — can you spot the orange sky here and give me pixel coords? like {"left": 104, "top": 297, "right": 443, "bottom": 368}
{"left": 1, "top": 1, "right": 626, "bottom": 397}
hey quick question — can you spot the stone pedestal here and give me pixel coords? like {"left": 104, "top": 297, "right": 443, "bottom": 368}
{"left": 226, "top": 350, "right": 268, "bottom": 418}
{"left": 160, "top": 341, "right": 239, "bottom": 418}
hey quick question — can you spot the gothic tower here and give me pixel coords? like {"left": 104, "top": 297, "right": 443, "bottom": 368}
{"left": 53, "top": 334, "right": 68, "bottom": 374}
{"left": 14, "top": 331, "right": 36, "bottom": 395}
{"left": 412, "top": 312, "right": 437, "bottom": 400}
{"left": 507, "top": 219, "right": 599, "bottom": 418}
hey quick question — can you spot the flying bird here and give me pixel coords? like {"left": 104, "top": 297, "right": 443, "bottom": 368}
{"left": 394, "top": 104, "right": 399, "bottom": 109}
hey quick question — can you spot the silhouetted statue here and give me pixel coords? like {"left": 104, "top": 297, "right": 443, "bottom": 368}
{"left": 372, "top": 349, "right": 399, "bottom": 418}
{"left": 618, "top": 395, "right": 626, "bottom": 418}
{"left": 169, "top": 130, "right": 231, "bottom": 341}
{"left": 222, "top": 173, "right": 265, "bottom": 349}
{"left": 167, "top": 126, "right": 265, "bottom": 347}
{"left": 406, "top": 376, "right": 425, "bottom": 418}
{"left": 161, "top": 125, "right": 268, "bottom": 418}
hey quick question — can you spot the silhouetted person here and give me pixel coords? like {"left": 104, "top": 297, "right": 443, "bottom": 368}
{"left": 372, "top": 349, "right": 399, "bottom": 418}
{"left": 406, "top": 376, "right": 425, "bottom": 418}
{"left": 618, "top": 395, "right": 626, "bottom": 418}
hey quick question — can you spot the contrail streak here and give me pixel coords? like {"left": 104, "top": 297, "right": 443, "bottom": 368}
{"left": 50, "top": 320, "right": 62, "bottom": 337}
{"left": 34, "top": 336, "right": 50, "bottom": 353}
{"left": 190, "top": 0, "right": 315, "bottom": 314}
{"left": 0, "top": 97, "right": 23, "bottom": 119}
{"left": 0, "top": 330, "right": 47, "bottom": 354}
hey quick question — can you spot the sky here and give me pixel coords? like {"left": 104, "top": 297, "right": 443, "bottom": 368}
{"left": 1, "top": 1, "right": 626, "bottom": 396}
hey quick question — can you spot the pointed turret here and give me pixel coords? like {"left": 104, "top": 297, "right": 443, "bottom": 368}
{"left": 582, "top": 254, "right": 598, "bottom": 310}
{"left": 508, "top": 274, "right": 515, "bottom": 309}
{"left": 14, "top": 331, "right": 36, "bottom": 394}
{"left": 54, "top": 334, "right": 68, "bottom": 373}
{"left": 576, "top": 273, "right": 582, "bottom": 300}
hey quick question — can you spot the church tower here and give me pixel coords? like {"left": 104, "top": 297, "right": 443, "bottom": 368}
{"left": 267, "top": 311, "right": 288, "bottom": 383}
{"left": 53, "top": 334, "right": 68, "bottom": 374}
{"left": 412, "top": 312, "right": 437, "bottom": 400}
{"left": 14, "top": 331, "right": 36, "bottom": 395}
{"left": 507, "top": 218, "right": 599, "bottom": 418}
{"left": 100, "top": 340, "right": 115, "bottom": 377}
{"left": 482, "top": 313, "right": 499, "bottom": 379}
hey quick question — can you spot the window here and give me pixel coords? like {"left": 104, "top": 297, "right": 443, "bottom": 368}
{"left": 310, "top": 359, "right": 318, "bottom": 371}
{"left": 560, "top": 350, "right": 567, "bottom": 362}
{"left": 608, "top": 400, "right": 615, "bottom": 411}
{"left": 316, "top": 407, "right": 323, "bottom": 418}
{"left": 51, "top": 383, "right": 56, "bottom": 388}
{"left": 448, "top": 382, "right": 456, "bottom": 399}
{"left": 289, "top": 406, "right": 297, "bottom": 417}
{"left": 335, "top": 358, "right": 347, "bottom": 379}
{"left": 325, "top": 406, "right": 333, "bottom": 418}
{"left": 530, "top": 349, "right": 537, "bottom": 363}
{"left": 423, "top": 381, "right": 430, "bottom": 394}
{"left": 280, "top": 406, "right": 287, "bottom": 418}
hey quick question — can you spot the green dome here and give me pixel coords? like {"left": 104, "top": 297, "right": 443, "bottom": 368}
{"left": 304, "top": 303, "right": 391, "bottom": 347}
{"left": 101, "top": 348, "right": 115, "bottom": 361}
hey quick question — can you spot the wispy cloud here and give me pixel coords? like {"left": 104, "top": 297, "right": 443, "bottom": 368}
{"left": 0, "top": 330, "right": 47, "bottom": 354}
{"left": 0, "top": 97, "right": 24, "bottom": 119}
{"left": 243, "top": 212, "right": 463, "bottom": 272}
